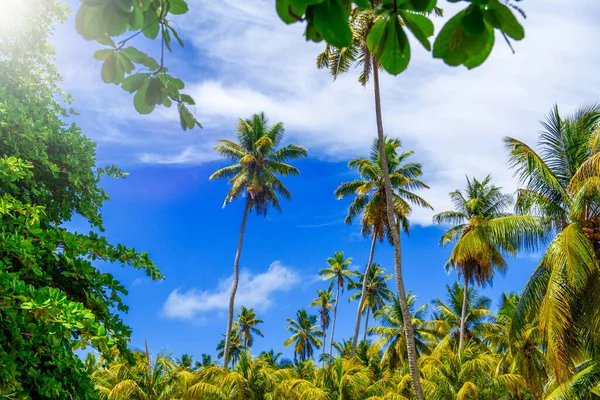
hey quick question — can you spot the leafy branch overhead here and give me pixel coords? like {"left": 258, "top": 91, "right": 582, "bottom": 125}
{"left": 76, "top": 0, "right": 200, "bottom": 130}
{"left": 77, "top": 0, "right": 525, "bottom": 127}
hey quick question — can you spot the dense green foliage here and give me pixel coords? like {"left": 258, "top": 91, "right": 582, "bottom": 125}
{"left": 0, "top": 2, "right": 159, "bottom": 398}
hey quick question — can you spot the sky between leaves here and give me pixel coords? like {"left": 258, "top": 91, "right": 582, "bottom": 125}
{"left": 42, "top": 0, "right": 600, "bottom": 358}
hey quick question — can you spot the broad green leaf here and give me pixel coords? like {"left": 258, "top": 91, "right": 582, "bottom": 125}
{"left": 180, "top": 94, "right": 195, "bottom": 105}
{"left": 488, "top": 0, "right": 524, "bottom": 40}
{"left": 121, "top": 74, "right": 147, "bottom": 93}
{"left": 406, "top": 0, "right": 436, "bottom": 13}
{"left": 464, "top": 28, "right": 495, "bottom": 69}
{"left": 115, "top": 0, "right": 134, "bottom": 13}
{"left": 75, "top": 4, "right": 104, "bottom": 40}
{"left": 168, "top": 25, "right": 185, "bottom": 47}
{"left": 368, "top": 16, "right": 410, "bottom": 75}
{"left": 145, "top": 78, "right": 164, "bottom": 105}
{"left": 276, "top": 0, "right": 300, "bottom": 24}
{"left": 134, "top": 80, "right": 155, "bottom": 114}
{"left": 101, "top": 55, "right": 117, "bottom": 83}
{"left": 463, "top": 25, "right": 491, "bottom": 57}
{"left": 128, "top": 4, "right": 144, "bottom": 29}
{"left": 169, "top": 0, "right": 189, "bottom": 15}
{"left": 353, "top": 0, "right": 370, "bottom": 8}
{"left": 461, "top": 5, "right": 485, "bottom": 36}
{"left": 93, "top": 49, "right": 114, "bottom": 61}
{"left": 103, "top": 4, "right": 129, "bottom": 37}
{"left": 289, "top": 0, "right": 323, "bottom": 5}
{"left": 169, "top": 77, "right": 185, "bottom": 90}
{"left": 433, "top": 10, "right": 465, "bottom": 61}
{"left": 143, "top": 7, "right": 160, "bottom": 39}
{"left": 312, "top": 0, "right": 352, "bottom": 48}
{"left": 402, "top": 12, "right": 434, "bottom": 51}
{"left": 121, "top": 47, "right": 149, "bottom": 64}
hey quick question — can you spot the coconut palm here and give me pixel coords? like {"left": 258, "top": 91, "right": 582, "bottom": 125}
{"left": 317, "top": 357, "right": 373, "bottom": 399}
{"left": 318, "top": 251, "right": 357, "bottom": 356}
{"left": 507, "top": 104, "right": 600, "bottom": 381}
{"left": 348, "top": 264, "right": 394, "bottom": 342}
{"left": 335, "top": 137, "right": 431, "bottom": 356}
{"left": 433, "top": 175, "right": 543, "bottom": 353}
{"left": 92, "top": 343, "right": 179, "bottom": 400}
{"left": 234, "top": 306, "right": 264, "bottom": 352}
{"left": 432, "top": 282, "right": 491, "bottom": 345}
{"left": 310, "top": 289, "right": 335, "bottom": 365}
{"left": 210, "top": 112, "right": 307, "bottom": 366}
{"left": 284, "top": 309, "right": 323, "bottom": 362}
{"left": 217, "top": 329, "right": 244, "bottom": 367}
{"left": 317, "top": 7, "right": 441, "bottom": 398}
{"left": 369, "top": 293, "right": 437, "bottom": 371}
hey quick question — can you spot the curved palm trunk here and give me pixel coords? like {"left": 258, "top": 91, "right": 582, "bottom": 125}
{"left": 223, "top": 197, "right": 251, "bottom": 367}
{"left": 351, "top": 233, "right": 377, "bottom": 356}
{"left": 373, "top": 60, "right": 425, "bottom": 400}
{"left": 329, "top": 284, "right": 340, "bottom": 357}
{"left": 459, "top": 276, "right": 469, "bottom": 354}
{"left": 363, "top": 309, "right": 370, "bottom": 343}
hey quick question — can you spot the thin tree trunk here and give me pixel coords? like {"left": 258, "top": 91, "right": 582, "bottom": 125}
{"left": 329, "top": 284, "right": 340, "bottom": 357}
{"left": 373, "top": 60, "right": 425, "bottom": 400}
{"left": 351, "top": 233, "right": 377, "bottom": 356}
{"left": 363, "top": 308, "right": 370, "bottom": 343}
{"left": 223, "top": 197, "right": 251, "bottom": 367}
{"left": 459, "top": 276, "right": 469, "bottom": 354}
{"left": 322, "top": 328, "right": 327, "bottom": 366}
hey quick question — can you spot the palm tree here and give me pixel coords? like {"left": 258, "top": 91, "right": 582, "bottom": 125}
{"left": 348, "top": 264, "right": 394, "bottom": 343}
{"left": 432, "top": 282, "right": 491, "bottom": 345}
{"left": 335, "top": 137, "right": 431, "bottom": 356}
{"left": 318, "top": 251, "right": 356, "bottom": 356}
{"left": 369, "top": 293, "right": 437, "bottom": 371}
{"left": 310, "top": 289, "right": 335, "bottom": 365}
{"left": 507, "top": 104, "right": 600, "bottom": 382}
{"left": 433, "top": 175, "right": 543, "bottom": 353}
{"left": 317, "top": 7, "right": 441, "bottom": 398}
{"left": 317, "top": 357, "right": 373, "bottom": 399}
{"left": 210, "top": 112, "right": 308, "bottom": 366}
{"left": 216, "top": 328, "right": 244, "bottom": 367}
{"left": 283, "top": 309, "right": 323, "bottom": 362}
{"left": 234, "top": 306, "right": 264, "bottom": 352}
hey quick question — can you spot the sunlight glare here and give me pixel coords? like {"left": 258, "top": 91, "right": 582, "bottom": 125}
{"left": 0, "top": 0, "right": 34, "bottom": 39}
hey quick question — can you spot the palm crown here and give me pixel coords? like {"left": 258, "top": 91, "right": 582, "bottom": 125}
{"left": 209, "top": 112, "right": 308, "bottom": 214}
{"left": 234, "top": 306, "right": 264, "bottom": 350}
{"left": 284, "top": 310, "right": 322, "bottom": 362}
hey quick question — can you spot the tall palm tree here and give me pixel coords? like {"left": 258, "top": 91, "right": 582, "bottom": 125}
{"left": 432, "top": 282, "right": 491, "bottom": 345}
{"left": 234, "top": 306, "right": 264, "bottom": 352}
{"left": 210, "top": 112, "right": 307, "bottom": 366}
{"left": 335, "top": 138, "right": 431, "bottom": 356}
{"left": 348, "top": 264, "right": 394, "bottom": 342}
{"left": 507, "top": 104, "right": 600, "bottom": 382}
{"left": 318, "top": 251, "right": 356, "bottom": 356}
{"left": 433, "top": 175, "right": 542, "bottom": 353}
{"left": 283, "top": 309, "right": 323, "bottom": 362}
{"left": 369, "top": 293, "right": 437, "bottom": 371}
{"left": 310, "top": 289, "right": 335, "bottom": 365}
{"left": 317, "top": 7, "right": 440, "bottom": 399}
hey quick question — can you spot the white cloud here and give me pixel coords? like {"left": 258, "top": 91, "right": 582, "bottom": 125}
{"left": 162, "top": 261, "right": 300, "bottom": 320}
{"left": 53, "top": 0, "right": 600, "bottom": 224}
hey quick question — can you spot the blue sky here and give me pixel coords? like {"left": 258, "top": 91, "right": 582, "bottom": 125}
{"left": 47, "top": 0, "right": 600, "bottom": 360}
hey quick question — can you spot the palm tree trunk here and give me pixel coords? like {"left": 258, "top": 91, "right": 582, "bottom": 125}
{"left": 459, "top": 276, "right": 469, "bottom": 354}
{"left": 373, "top": 60, "right": 425, "bottom": 400}
{"left": 322, "top": 328, "right": 327, "bottom": 366}
{"left": 363, "top": 308, "right": 370, "bottom": 343}
{"left": 351, "top": 233, "right": 377, "bottom": 356}
{"left": 329, "top": 284, "right": 340, "bottom": 357}
{"left": 223, "top": 197, "right": 251, "bottom": 368}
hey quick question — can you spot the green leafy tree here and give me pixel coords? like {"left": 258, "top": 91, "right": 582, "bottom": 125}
{"left": 348, "top": 264, "right": 394, "bottom": 342}
{"left": 234, "top": 306, "right": 265, "bottom": 352}
{"left": 507, "top": 104, "right": 600, "bottom": 382}
{"left": 0, "top": 2, "right": 160, "bottom": 398}
{"left": 335, "top": 138, "right": 431, "bottom": 356}
{"left": 284, "top": 310, "right": 323, "bottom": 362}
{"left": 318, "top": 252, "right": 357, "bottom": 356}
{"left": 433, "top": 175, "right": 543, "bottom": 353}
{"left": 210, "top": 112, "right": 307, "bottom": 366}
{"left": 310, "top": 289, "right": 336, "bottom": 365}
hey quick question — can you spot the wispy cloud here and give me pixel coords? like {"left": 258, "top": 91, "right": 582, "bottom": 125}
{"left": 162, "top": 261, "right": 300, "bottom": 320}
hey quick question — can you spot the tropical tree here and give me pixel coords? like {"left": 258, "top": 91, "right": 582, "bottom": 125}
{"left": 310, "top": 289, "right": 335, "bottom": 365}
{"left": 234, "top": 306, "right": 265, "bottom": 352}
{"left": 319, "top": 252, "right": 357, "bottom": 356}
{"left": 369, "top": 293, "right": 437, "bottom": 371}
{"left": 317, "top": 7, "right": 442, "bottom": 398}
{"left": 507, "top": 104, "right": 600, "bottom": 382}
{"left": 217, "top": 329, "right": 244, "bottom": 367}
{"left": 349, "top": 264, "right": 394, "bottom": 342}
{"left": 284, "top": 310, "right": 323, "bottom": 362}
{"left": 432, "top": 282, "right": 491, "bottom": 345}
{"left": 210, "top": 112, "right": 307, "bottom": 366}
{"left": 318, "top": 357, "right": 373, "bottom": 399}
{"left": 433, "top": 175, "right": 543, "bottom": 353}
{"left": 335, "top": 137, "right": 431, "bottom": 356}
